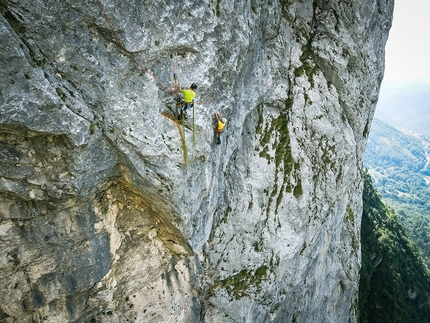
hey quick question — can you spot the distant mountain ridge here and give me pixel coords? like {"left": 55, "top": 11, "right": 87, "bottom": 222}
{"left": 375, "top": 84, "right": 430, "bottom": 136}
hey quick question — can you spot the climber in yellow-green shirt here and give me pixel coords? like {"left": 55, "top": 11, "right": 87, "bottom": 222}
{"left": 179, "top": 83, "right": 198, "bottom": 119}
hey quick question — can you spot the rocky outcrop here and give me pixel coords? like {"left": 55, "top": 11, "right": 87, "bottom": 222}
{"left": 0, "top": 0, "right": 393, "bottom": 322}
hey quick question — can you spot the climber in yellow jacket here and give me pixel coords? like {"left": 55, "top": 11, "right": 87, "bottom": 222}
{"left": 179, "top": 83, "right": 198, "bottom": 119}
{"left": 215, "top": 110, "right": 225, "bottom": 145}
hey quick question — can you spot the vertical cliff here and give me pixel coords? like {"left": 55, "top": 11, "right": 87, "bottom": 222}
{"left": 0, "top": 0, "right": 393, "bottom": 322}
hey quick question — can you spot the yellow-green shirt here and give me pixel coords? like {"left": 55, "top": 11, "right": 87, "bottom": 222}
{"left": 182, "top": 89, "right": 196, "bottom": 103}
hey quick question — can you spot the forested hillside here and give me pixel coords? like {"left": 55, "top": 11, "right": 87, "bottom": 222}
{"left": 364, "top": 118, "right": 430, "bottom": 266}
{"left": 359, "top": 172, "right": 430, "bottom": 323}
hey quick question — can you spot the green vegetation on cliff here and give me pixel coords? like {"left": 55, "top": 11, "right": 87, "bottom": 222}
{"left": 359, "top": 172, "right": 430, "bottom": 323}
{"left": 364, "top": 118, "right": 430, "bottom": 267}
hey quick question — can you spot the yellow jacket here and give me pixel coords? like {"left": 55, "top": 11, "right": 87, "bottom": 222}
{"left": 217, "top": 120, "right": 225, "bottom": 132}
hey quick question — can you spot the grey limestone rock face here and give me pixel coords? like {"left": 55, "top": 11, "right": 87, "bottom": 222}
{"left": 0, "top": 0, "right": 393, "bottom": 322}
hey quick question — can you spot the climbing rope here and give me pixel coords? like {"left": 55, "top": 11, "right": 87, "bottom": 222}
{"left": 95, "top": 0, "right": 222, "bottom": 156}
{"left": 194, "top": 94, "right": 216, "bottom": 105}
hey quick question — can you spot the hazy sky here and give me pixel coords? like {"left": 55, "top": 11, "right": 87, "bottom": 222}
{"left": 382, "top": 0, "right": 430, "bottom": 87}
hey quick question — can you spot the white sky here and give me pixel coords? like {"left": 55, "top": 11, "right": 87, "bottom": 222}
{"left": 382, "top": 0, "right": 430, "bottom": 87}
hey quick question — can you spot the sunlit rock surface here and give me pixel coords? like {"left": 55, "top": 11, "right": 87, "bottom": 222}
{"left": 0, "top": 0, "right": 393, "bottom": 322}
